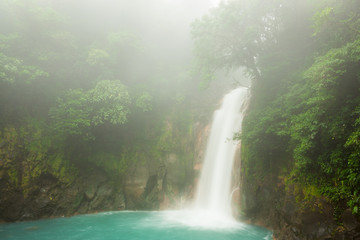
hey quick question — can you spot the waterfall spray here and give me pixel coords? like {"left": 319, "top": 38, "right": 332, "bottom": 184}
{"left": 193, "top": 87, "right": 249, "bottom": 222}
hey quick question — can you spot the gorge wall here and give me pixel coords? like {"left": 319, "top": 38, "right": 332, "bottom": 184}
{"left": 0, "top": 118, "right": 210, "bottom": 223}
{"left": 239, "top": 147, "right": 360, "bottom": 240}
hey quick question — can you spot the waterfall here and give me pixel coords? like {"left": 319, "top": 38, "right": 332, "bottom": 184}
{"left": 193, "top": 87, "right": 249, "bottom": 220}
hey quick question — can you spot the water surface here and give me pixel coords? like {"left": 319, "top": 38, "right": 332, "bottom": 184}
{"left": 0, "top": 211, "right": 272, "bottom": 240}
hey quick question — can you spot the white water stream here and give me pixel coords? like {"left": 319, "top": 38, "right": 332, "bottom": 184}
{"left": 190, "top": 87, "right": 250, "bottom": 226}
{"left": 162, "top": 87, "right": 250, "bottom": 229}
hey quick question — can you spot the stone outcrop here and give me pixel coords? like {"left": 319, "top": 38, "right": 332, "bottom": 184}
{"left": 240, "top": 173, "right": 360, "bottom": 240}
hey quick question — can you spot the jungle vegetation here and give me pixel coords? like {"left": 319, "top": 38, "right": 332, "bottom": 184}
{"left": 0, "top": 0, "right": 215, "bottom": 197}
{"left": 192, "top": 0, "right": 360, "bottom": 215}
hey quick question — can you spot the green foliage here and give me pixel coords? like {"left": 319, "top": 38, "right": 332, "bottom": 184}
{"left": 343, "top": 113, "right": 360, "bottom": 214}
{"left": 191, "top": 0, "right": 281, "bottom": 84}
{"left": 86, "top": 48, "right": 110, "bottom": 66}
{"left": 0, "top": 120, "right": 76, "bottom": 194}
{"left": 88, "top": 80, "right": 131, "bottom": 125}
{"left": 49, "top": 89, "right": 91, "bottom": 137}
{"left": 50, "top": 80, "right": 131, "bottom": 138}
{"left": 312, "top": 0, "right": 360, "bottom": 48}
{"left": 312, "top": 6, "right": 334, "bottom": 36}
{"left": 135, "top": 91, "right": 153, "bottom": 112}
{"left": 245, "top": 38, "right": 360, "bottom": 214}
{"left": 0, "top": 51, "right": 48, "bottom": 84}
{"left": 225, "top": 0, "right": 360, "bottom": 216}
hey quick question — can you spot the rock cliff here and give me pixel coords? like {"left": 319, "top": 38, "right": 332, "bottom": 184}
{"left": 239, "top": 162, "right": 360, "bottom": 240}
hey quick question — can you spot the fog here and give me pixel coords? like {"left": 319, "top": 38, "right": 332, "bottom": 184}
{"left": 2, "top": 0, "right": 233, "bottom": 106}
{"left": 47, "top": 0, "right": 218, "bottom": 64}
{"left": 1, "top": 1, "right": 360, "bottom": 237}
{"left": 1, "top": 0, "right": 237, "bottom": 132}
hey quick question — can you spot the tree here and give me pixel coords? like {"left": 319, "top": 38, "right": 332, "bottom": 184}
{"left": 50, "top": 80, "right": 131, "bottom": 139}
{"left": 191, "top": 0, "right": 281, "bottom": 83}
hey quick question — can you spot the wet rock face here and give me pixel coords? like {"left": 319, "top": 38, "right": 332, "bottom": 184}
{"left": 0, "top": 188, "right": 24, "bottom": 222}
{"left": 241, "top": 175, "right": 360, "bottom": 240}
{"left": 0, "top": 168, "right": 126, "bottom": 222}
{"left": 123, "top": 153, "right": 194, "bottom": 211}
{"left": 0, "top": 157, "right": 191, "bottom": 222}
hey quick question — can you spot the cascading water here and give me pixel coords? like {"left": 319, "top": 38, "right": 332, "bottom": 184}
{"left": 159, "top": 87, "right": 251, "bottom": 229}
{"left": 192, "top": 87, "right": 249, "bottom": 224}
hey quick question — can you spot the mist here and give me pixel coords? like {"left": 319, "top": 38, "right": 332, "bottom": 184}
{"left": 2, "top": 0, "right": 359, "bottom": 239}
{"left": 42, "top": 0, "right": 215, "bottom": 63}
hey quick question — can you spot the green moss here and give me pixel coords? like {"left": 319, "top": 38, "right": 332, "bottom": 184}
{"left": 7, "top": 168, "right": 18, "bottom": 186}
{"left": 88, "top": 152, "right": 129, "bottom": 176}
